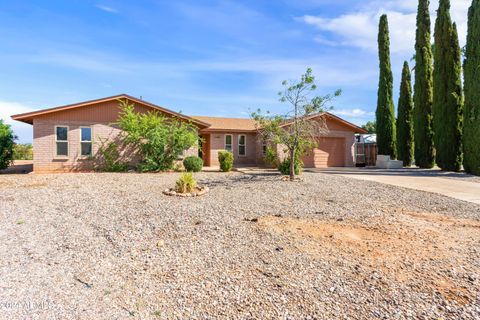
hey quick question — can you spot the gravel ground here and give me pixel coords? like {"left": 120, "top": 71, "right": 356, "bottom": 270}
{"left": 0, "top": 171, "right": 479, "bottom": 319}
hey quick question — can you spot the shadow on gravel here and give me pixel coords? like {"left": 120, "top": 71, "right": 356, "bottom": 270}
{"left": 199, "top": 172, "right": 280, "bottom": 188}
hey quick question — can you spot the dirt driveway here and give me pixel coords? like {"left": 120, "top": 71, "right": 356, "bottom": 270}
{"left": 314, "top": 167, "right": 480, "bottom": 204}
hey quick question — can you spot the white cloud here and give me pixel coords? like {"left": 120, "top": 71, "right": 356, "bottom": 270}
{"left": 300, "top": 0, "right": 470, "bottom": 54}
{"left": 95, "top": 5, "right": 119, "bottom": 14}
{"left": 0, "top": 101, "right": 35, "bottom": 143}
{"left": 332, "top": 108, "right": 374, "bottom": 118}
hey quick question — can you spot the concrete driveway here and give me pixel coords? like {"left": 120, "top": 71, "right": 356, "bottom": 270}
{"left": 311, "top": 167, "right": 480, "bottom": 205}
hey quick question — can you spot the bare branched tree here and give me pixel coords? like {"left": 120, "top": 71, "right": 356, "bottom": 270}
{"left": 252, "top": 68, "right": 341, "bottom": 181}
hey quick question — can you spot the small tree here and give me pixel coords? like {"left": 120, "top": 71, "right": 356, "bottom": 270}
{"left": 361, "top": 121, "right": 376, "bottom": 134}
{"left": 0, "top": 120, "right": 16, "bottom": 170}
{"left": 252, "top": 68, "right": 341, "bottom": 181}
{"left": 116, "top": 100, "right": 199, "bottom": 172}
{"left": 397, "top": 61, "right": 415, "bottom": 167}
{"left": 376, "top": 14, "right": 397, "bottom": 159}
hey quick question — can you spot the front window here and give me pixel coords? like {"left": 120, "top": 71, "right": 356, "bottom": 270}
{"left": 238, "top": 135, "right": 246, "bottom": 156}
{"left": 225, "top": 134, "right": 232, "bottom": 151}
{"left": 262, "top": 140, "right": 267, "bottom": 155}
{"left": 80, "top": 127, "right": 92, "bottom": 157}
{"left": 55, "top": 126, "right": 68, "bottom": 157}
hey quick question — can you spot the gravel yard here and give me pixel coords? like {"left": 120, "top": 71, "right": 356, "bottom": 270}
{"left": 0, "top": 171, "right": 479, "bottom": 319}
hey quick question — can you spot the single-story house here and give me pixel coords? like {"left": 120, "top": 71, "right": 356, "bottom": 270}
{"left": 11, "top": 94, "right": 367, "bottom": 173}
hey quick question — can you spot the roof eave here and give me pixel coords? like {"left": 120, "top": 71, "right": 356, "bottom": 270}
{"left": 10, "top": 94, "right": 211, "bottom": 128}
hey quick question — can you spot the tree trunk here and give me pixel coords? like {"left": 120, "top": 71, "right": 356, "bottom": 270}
{"left": 289, "top": 148, "right": 295, "bottom": 181}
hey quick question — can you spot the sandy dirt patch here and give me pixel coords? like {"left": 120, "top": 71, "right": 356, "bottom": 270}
{"left": 258, "top": 212, "right": 480, "bottom": 305}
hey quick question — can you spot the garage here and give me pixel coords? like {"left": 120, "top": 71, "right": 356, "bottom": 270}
{"left": 302, "top": 137, "right": 346, "bottom": 168}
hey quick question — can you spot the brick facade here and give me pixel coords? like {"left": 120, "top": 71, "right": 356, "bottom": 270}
{"left": 13, "top": 95, "right": 366, "bottom": 173}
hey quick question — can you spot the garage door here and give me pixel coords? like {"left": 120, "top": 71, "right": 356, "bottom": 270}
{"left": 302, "top": 137, "right": 345, "bottom": 168}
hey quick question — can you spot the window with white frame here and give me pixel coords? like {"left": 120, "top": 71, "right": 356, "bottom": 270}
{"left": 80, "top": 127, "right": 92, "bottom": 157}
{"left": 55, "top": 126, "right": 68, "bottom": 157}
{"left": 224, "top": 134, "right": 232, "bottom": 151}
{"left": 238, "top": 135, "right": 246, "bottom": 156}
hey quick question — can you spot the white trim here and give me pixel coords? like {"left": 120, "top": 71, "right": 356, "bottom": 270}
{"left": 79, "top": 126, "right": 93, "bottom": 158}
{"left": 54, "top": 125, "right": 69, "bottom": 158}
{"left": 238, "top": 134, "right": 246, "bottom": 156}
{"left": 224, "top": 134, "right": 233, "bottom": 152}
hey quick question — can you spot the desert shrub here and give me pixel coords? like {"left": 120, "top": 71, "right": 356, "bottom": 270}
{"left": 117, "top": 101, "right": 198, "bottom": 172}
{"left": 218, "top": 150, "right": 234, "bottom": 172}
{"left": 278, "top": 157, "right": 302, "bottom": 176}
{"left": 175, "top": 172, "right": 197, "bottom": 193}
{"left": 183, "top": 156, "right": 203, "bottom": 172}
{"left": 13, "top": 143, "right": 33, "bottom": 160}
{"left": 172, "top": 162, "right": 183, "bottom": 172}
{"left": 97, "top": 140, "right": 128, "bottom": 172}
{"left": 264, "top": 146, "right": 279, "bottom": 167}
{"left": 0, "top": 120, "right": 15, "bottom": 170}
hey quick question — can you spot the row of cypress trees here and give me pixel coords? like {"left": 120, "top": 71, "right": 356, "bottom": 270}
{"left": 376, "top": 0, "right": 479, "bottom": 174}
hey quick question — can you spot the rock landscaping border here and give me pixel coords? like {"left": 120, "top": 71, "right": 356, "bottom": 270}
{"left": 162, "top": 186, "right": 209, "bottom": 197}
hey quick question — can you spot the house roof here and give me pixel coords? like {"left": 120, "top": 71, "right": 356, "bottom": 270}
{"left": 279, "top": 112, "right": 368, "bottom": 134}
{"left": 190, "top": 116, "right": 258, "bottom": 132}
{"left": 11, "top": 94, "right": 367, "bottom": 134}
{"left": 10, "top": 94, "right": 211, "bottom": 128}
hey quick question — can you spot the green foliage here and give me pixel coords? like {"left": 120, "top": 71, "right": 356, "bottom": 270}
{"left": 414, "top": 0, "right": 435, "bottom": 168}
{"left": 376, "top": 15, "right": 397, "bottom": 159}
{"left": 13, "top": 143, "right": 33, "bottom": 160}
{"left": 264, "top": 146, "right": 280, "bottom": 167}
{"left": 96, "top": 139, "right": 128, "bottom": 172}
{"left": 117, "top": 100, "right": 198, "bottom": 172}
{"left": 252, "top": 68, "right": 341, "bottom": 180}
{"left": 218, "top": 150, "right": 234, "bottom": 172}
{"left": 278, "top": 157, "right": 302, "bottom": 176}
{"left": 397, "top": 61, "right": 415, "bottom": 167}
{"left": 433, "top": 0, "right": 464, "bottom": 172}
{"left": 183, "top": 156, "right": 203, "bottom": 172}
{"left": 0, "top": 120, "right": 16, "bottom": 170}
{"left": 175, "top": 172, "right": 197, "bottom": 193}
{"left": 361, "top": 121, "right": 376, "bottom": 134}
{"left": 464, "top": 0, "right": 480, "bottom": 175}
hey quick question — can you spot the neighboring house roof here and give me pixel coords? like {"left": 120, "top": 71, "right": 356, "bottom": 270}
{"left": 191, "top": 116, "right": 258, "bottom": 132}
{"left": 11, "top": 94, "right": 211, "bottom": 128}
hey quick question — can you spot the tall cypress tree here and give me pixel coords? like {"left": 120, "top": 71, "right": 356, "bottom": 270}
{"left": 376, "top": 14, "right": 397, "bottom": 159}
{"left": 464, "top": 0, "right": 480, "bottom": 175}
{"left": 414, "top": 0, "right": 435, "bottom": 168}
{"left": 433, "top": 0, "right": 463, "bottom": 172}
{"left": 397, "top": 62, "right": 414, "bottom": 167}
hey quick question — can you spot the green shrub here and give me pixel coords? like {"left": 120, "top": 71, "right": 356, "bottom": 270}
{"left": 97, "top": 140, "right": 128, "bottom": 172}
{"left": 0, "top": 120, "right": 15, "bottom": 170}
{"left": 183, "top": 156, "right": 203, "bottom": 172}
{"left": 278, "top": 157, "right": 302, "bottom": 176}
{"left": 175, "top": 172, "right": 197, "bottom": 193}
{"left": 13, "top": 143, "right": 33, "bottom": 160}
{"left": 218, "top": 150, "right": 234, "bottom": 172}
{"left": 264, "top": 146, "right": 280, "bottom": 167}
{"left": 117, "top": 100, "right": 198, "bottom": 172}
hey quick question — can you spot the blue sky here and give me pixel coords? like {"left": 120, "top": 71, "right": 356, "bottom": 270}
{"left": 0, "top": 0, "right": 470, "bottom": 143}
